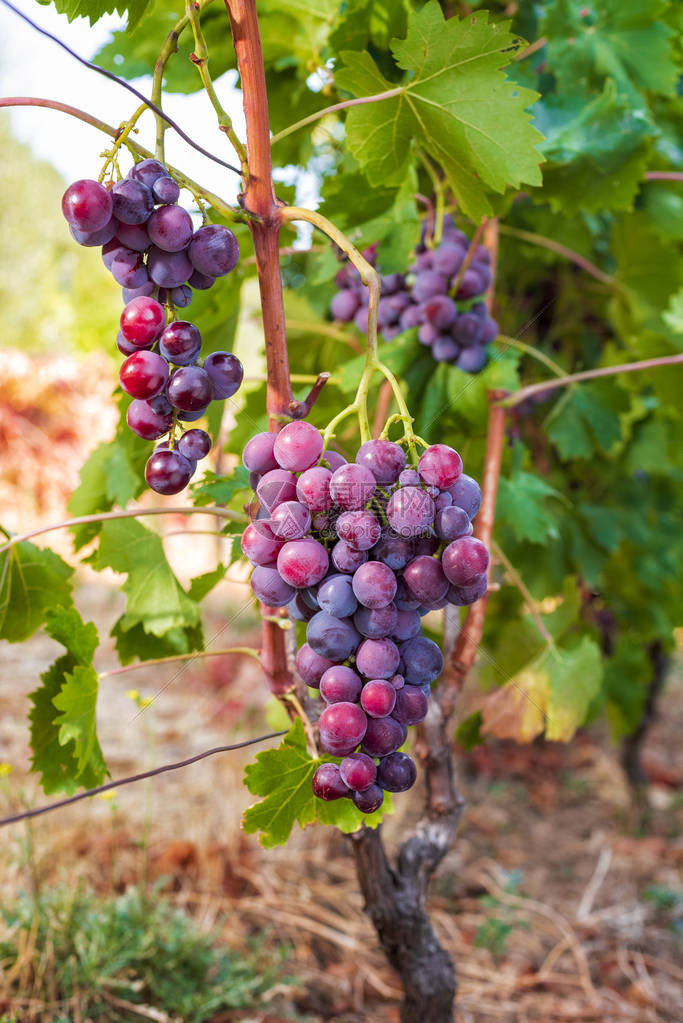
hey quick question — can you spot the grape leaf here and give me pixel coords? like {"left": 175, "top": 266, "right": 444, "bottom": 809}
{"left": 39, "top": 0, "right": 151, "bottom": 30}
{"left": 187, "top": 563, "right": 229, "bottom": 603}
{"left": 52, "top": 665, "right": 104, "bottom": 776}
{"left": 111, "top": 618, "right": 204, "bottom": 666}
{"left": 0, "top": 540, "right": 73, "bottom": 643}
{"left": 243, "top": 719, "right": 391, "bottom": 847}
{"left": 88, "top": 519, "right": 201, "bottom": 637}
{"left": 496, "top": 471, "right": 564, "bottom": 544}
{"left": 190, "top": 465, "right": 251, "bottom": 508}
{"left": 455, "top": 710, "right": 484, "bottom": 751}
{"left": 335, "top": 3, "right": 544, "bottom": 220}
{"left": 545, "top": 382, "right": 629, "bottom": 460}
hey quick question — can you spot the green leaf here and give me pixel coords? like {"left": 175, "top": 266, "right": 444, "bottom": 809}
{"left": 0, "top": 540, "right": 73, "bottom": 643}
{"left": 111, "top": 618, "right": 204, "bottom": 666}
{"left": 190, "top": 466, "right": 251, "bottom": 508}
{"left": 38, "top": 0, "right": 152, "bottom": 29}
{"left": 187, "top": 563, "right": 228, "bottom": 603}
{"left": 88, "top": 519, "right": 200, "bottom": 637}
{"left": 336, "top": 3, "right": 544, "bottom": 220}
{"left": 455, "top": 711, "right": 484, "bottom": 751}
{"left": 243, "top": 719, "right": 391, "bottom": 847}
{"left": 52, "top": 665, "right": 104, "bottom": 776}
{"left": 663, "top": 287, "right": 683, "bottom": 333}
{"left": 546, "top": 381, "right": 629, "bottom": 460}
{"left": 45, "top": 605, "right": 98, "bottom": 665}
{"left": 496, "top": 471, "right": 564, "bottom": 544}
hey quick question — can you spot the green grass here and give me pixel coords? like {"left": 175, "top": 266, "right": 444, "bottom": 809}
{"left": 0, "top": 882, "right": 292, "bottom": 1022}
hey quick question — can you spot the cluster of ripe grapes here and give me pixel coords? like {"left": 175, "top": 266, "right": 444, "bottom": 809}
{"left": 329, "top": 217, "right": 498, "bottom": 373}
{"left": 61, "top": 159, "right": 244, "bottom": 495}
{"left": 240, "top": 422, "right": 489, "bottom": 813}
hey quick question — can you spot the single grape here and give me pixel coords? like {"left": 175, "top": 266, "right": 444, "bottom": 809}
{"left": 62, "top": 179, "right": 113, "bottom": 232}
{"left": 389, "top": 673, "right": 405, "bottom": 690}
{"left": 391, "top": 609, "right": 421, "bottom": 642}
{"left": 377, "top": 751, "right": 416, "bottom": 792}
{"left": 352, "top": 561, "right": 397, "bottom": 610}
{"left": 110, "top": 249, "right": 149, "bottom": 288}
{"left": 354, "top": 602, "right": 398, "bottom": 640}
{"left": 159, "top": 321, "right": 202, "bottom": 365}
{"left": 295, "top": 643, "right": 335, "bottom": 688}
{"left": 432, "top": 243, "right": 466, "bottom": 277}
{"left": 203, "top": 351, "right": 244, "bottom": 399}
{"left": 320, "top": 665, "right": 363, "bottom": 704}
{"left": 435, "top": 505, "right": 470, "bottom": 541}
{"left": 152, "top": 176, "right": 181, "bottom": 204}
{"left": 120, "top": 350, "right": 169, "bottom": 399}
{"left": 356, "top": 637, "right": 400, "bottom": 680}
{"left": 122, "top": 282, "right": 156, "bottom": 303}
{"left": 394, "top": 577, "right": 421, "bottom": 611}
{"left": 287, "top": 593, "right": 315, "bottom": 622}
{"left": 111, "top": 178, "right": 154, "bottom": 225}
{"left": 296, "top": 466, "right": 333, "bottom": 512}
{"left": 322, "top": 450, "right": 347, "bottom": 472}
{"left": 300, "top": 587, "right": 320, "bottom": 612}
{"left": 442, "top": 536, "right": 489, "bottom": 587}
{"left": 177, "top": 428, "right": 211, "bottom": 461}
{"left": 412, "top": 532, "right": 440, "bottom": 557}
{"left": 250, "top": 565, "right": 295, "bottom": 606}
{"left": 188, "top": 269, "right": 215, "bottom": 290}
{"left": 241, "top": 521, "right": 284, "bottom": 566}
{"left": 273, "top": 420, "right": 323, "bottom": 473}
{"left": 403, "top": 556, "right": 449, "bottom": 605}
{"left": 362, "top": 716, "right": 405, "bottom": 757}
{"left": 352, "top": 784, "right": 384, "bottom": 814}
{"left": 454, "top": 267, "right": 486, "bottom": 299}
{"left": 452, "top": 312, "right": 483, "bottom": 348}
{"left": 330, "top": 463, "right": 376, "bottom": 510}
{"left": 418, "top": 444, "right": 463, "bottom": 489}
{"left": 147, "top": 247, "right": 193, "bottom": 289}
{"left": 371, "top": 531, "right": 413, "bottom": 571}
{"left": 147, "top": 205, "right": 193, "bottom": 252}
{"left": 432, "top": 337, "right": 460, "bottom": 363}
{"left": 418, "top": 322, "right": 439, "bottom": 346}
{"left": 189, "top": 225, "right": 239, "bottom": 277}
{"left": 355, "top": 439, "right": 406, "bottom": 485}
{"left": 170, "top": 285, "right": 193, "bottom": 308}
{"left": 167, "top": 366, "right": 214, "bottom": 412}
{"left": 332, "top": 540, "right": 368, "bottom": 574}
{"left": 330, "top": 289, "right": 361, "bottom": 321}
{"left": 398, "top": 469, "right": 419, "bottom": 487}
{"left": 435, "top": 491, "right": 453, "bottom": 512}
{"left": 339, "top": 752, "right": 376, "bottom": 792}
{"left": 306, "top": 611, "right": 360, "bottom": 661}
{"left": 361, "top": 679, "right": 397, "bottom": 718}
{"left": 69, "top": 217, "right": 118, "bottom": 246}
{"left": 243, "top": 432, "right": 278, "bottom": 475}
{"left": 145, "top": 448, "right": 193, "bottom": 495}
{"left": 277, "top": 538, "right": 329, "bottom": 588}
{"left": 126, "top": 398, "right": 173, "bottom": 440}
{"left": 386, "top": 486, "right": 436, "bottom": 536}
{"left": 256, "top": 469, "right": 298, "bottom": 512}
{"left": 413, "top": 270, "right": 449, "bottom": 303}
{"left": 318, "top": 702, "right": 368, "bottom": 757}
{"left": 399, "top": 636, "right": 444, "bottom": 684}
{"left": 392, "top": 684, "right": 429, "bottom": 726}
{"left": 115, "top": 222, "right": 150, "bottom": 252}
{"left": 130, "top": 158, "right": 168, "bottom": 188}
{"left": 423, "top": 295, "right": 457, "bottom": 330}
{"left": 317, "top": 574, "right": 358, "bottom": 618}
{"left": 116, "top": 331, "right": 139, "bottom": 356}
{"left": 269, "top": 501, "right": 312, "bottom": 540}
{"left": 177, "top": 406, "right": 208, "bottom": 423}
{"left": 312, "top": 763, "right": 349, "bottom": 800}
{"left": 479, "top": 316, "right": 499, "bottom": 345}
{"left": 336, "top": 510, "right": 381, "bottom": 551}
{"left": 447, "top": 573, "right": 488, "bottom": 605}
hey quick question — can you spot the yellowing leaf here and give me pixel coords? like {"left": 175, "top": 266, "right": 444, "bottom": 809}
{"left": 480, "top": 668, "right": 548, "bottom": 742}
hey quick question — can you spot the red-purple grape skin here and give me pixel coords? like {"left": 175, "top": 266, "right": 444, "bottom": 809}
{"left": 377, "top": 751, "right": 416, "bottom": 792}
{"left": 115, "top": 222, "right": 150, "bottom": 252}
{"left": 332, "top": 540, "right": 368, "bottom": 574}
{"left": 330, "top": 289, "right": 361, "bottom": 321}
{"left": 243, "top": 433, "right": 278, "bottom": 475}
{"left": 203, "top": 352, "right": 244, "bottom": 399}
{"left": 372, "top": 531, "right": 413, "bottom": 570}
{"left": 130, "top": 158, "right": 168, "bottom": 187}
{"left": 257, "top": 469, "right": 299, "bottom": 512}
{"left": 435, "top": 505, "right": 469, "bottom": 541}
{"left": 329, "top": 463, "right": 376, "bottom": 510}
{"left": 306, "top": 611, "right": 360, "bottom": 661}
{"left": 62, "top": 179, "right": 113, "bottom": 232}
{"left": 147, "top": 205, "right": 194, "bottom": 252}
{"left": 168, "top": 366, "right": 214, "bottom": 411}
{"left": 362, "top": 716, "right": 405, "bottom": 757}
{"left": 296, "top": 467, "right": 333, "bottom": 512}
{"left": 386, "top": 487, "right": 436, "bottom": 536}
{"left": 391, "top": 609, "right": 421, "bottom": 642}
{"left": 126, "top": 398, "right": 172, "bottom": 440}
{"left": 189, "top": 225, "right": 239, "bottom": 277}
{"left": 70, "top": 217, "right": 118, "bottom": 246}
{"left": 111, "top": 178, "right": 154, "bottom": 225}
{"left": 317, "top": 574, "right": 358, "bottom": 618}
{"left": 399, "top": 637, "right": 444, "bottom": 684}
{"left": 442, "top": 536, "right": 490, "bottom": 587}
{"left": 354, "top": 603, "right": 398, "bottom": 639}
{"left": 339, "top": 752, "right": 376, "bottom": 792}
{"left": 447, "top": 474, "right": 482, "bottom": 520}
{"left": 361, "top": 679, "right": 397, "bottom": 718}
{"left": 319, "top": 665, "right": 363, "bottom": 704}
{"left": 269, "top": 501, "right": 311, "bottom": 540}
{"left": 447, "top": 574, "right": 488, "bottom": 606}
{"left": 276, "top": 538, "right": 329, "bottom": 587}
{"left": 273, "top": 420, "right": 323, "bottom": 472}
{"left": 120, "top": 350, "right": 169, "bottom": 399}
{"left": 336, "top": 510, "right": 381, "bottom": 551}
{"left": 356, "top": 638, "right": 400, "bottom": 680}
{"left": 323, "top": 450, "right": 347, "bottom": 472}
{"left": 402, "top": 555, "right": 449, "bottom": 604}
{"left": 117, "top": 331, "right": 140, "bottom": 356}
{"left": 295, "top": 644, "right": 335, "bottom": 687}
{"left": 250, "top": 565, "right": 295, "bottom": 607}
{"left": 418, "top": 444, "right": 463, "bottom": 488}
{"left": 355, "top": 439, "right": 406, "bottom": 484}
{"left": 110, "top": 249, "right": 149, "bottom": 288}
{"left": 392, "top": 685, "right": 429, "bottom": 726}
{"left": 152, "top": 175, "right": 181, "bottom": 204}
{"left": 159, "top": 321, "right": 202, "bottom": 365}
{"left": 318, "top": 702, "right": 368, "bottom": 756}
{"left": 148, "top": 246, "right": 193, "bottom": 288}
{"left": 145, "top": 449, "right": 193, "bottom": 495}
{"left": 241, "top": 521, "right": 284, "bottom": 566}
{"left": 352, "top": 561, "right": 397, "bottom": 609}
{"left": 120, "top": 297, "right": 166, "bottom": 346}
{"left": 177, "top": 429, "right": 211, "bottom": 461}
{"left": 312, "top": 763, "right": 349, "bottom": 800}
{"left": 352, "top": 784, "right": 384, "bottom": 813}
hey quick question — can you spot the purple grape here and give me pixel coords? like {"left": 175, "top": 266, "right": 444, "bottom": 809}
{"left": 340, "top": 752, "right": 376, "bottom": 792}
{"left": 188, "top": 269, "right": 215, "bottom": 290}
{"left": 386, "top": 487, "right": 435, "bottom": 536}
{"left": 372, "top": 531, "right": 413, "bottom": 571}
{"left": 330, "top": 289, "right": 361, "bottom": 321}
{"left": 403, "top": 555, "right": 449, "bottom": 604}
{"left": 398, "top": 469, "right": 419, "bottom": 487}
{"left": 447, "top": 573, "right": 488, "bottom": 605}
{"left": 62, "top": 179, "right": 113, "bottom": 232}
{"left": 312, "top": 763, "right": 349, "bottom": 800}
{"left": 381, "top": 273, "right": 405, "bottom": 294}
{"left": 356, "top": 637, "right": 400, "bottom": 680}
{"left": 288, "top": 594, "right": 315, "bottom": 622}
{"left": 400, "top": 637, "right": 444, "bottom": 684}
{"left": 336, "top": 510, "right": 381, "bottom": 551}
{"left": 177, "top": 406, "right": 209, "bottom": 423}
{"left": 243, "top": 432, "right": 278, "bottom": 475}
{"left": 300, "top": 587, "right": 320, "bottom": 612}
{"left": 412, "top": 534, "right": 439, "bottom": 557}
{"left": 152, "top": 176, "right": 180, "bottom": 204}
{"left": 435, "top": 505, "right": 470, "bottom": 541}
{"left": 126, "top": 398, "right": 172, "bottom": 440}
{"left": 189, "top": 225, "right": 239, "bottom": 277}
{"left": 111, "top": 178, "right": 154, "bottom": 225}
{"left": 306, "top": 611, "right": 360, "bottom": 661}
{"left": 257, "top": 469, "right": 298, "bottom": 512}
{"left": 413, "top": 271, "right": 448, "bottom": 303}
{"left": 317, "top": 574, "right": 358, "bottom": 618}
{"left": 241, "top": 520, "right": 284, "bottom": 566}
{"left": 392, "top": 684, "right": 429, "bottom": 726}
{"left": 377, "top": 751, "right": 416, "bottom": 792}
{"left": 159, "top": 321, "right": 202, "bottom": 365}
{"left": 148, "top": 246, "right": 193, "bottom": 288}
{"left": 442, "top": 536, "right": 489, "bottom": 586}
{"left": 177, "top": 428, "right": 211, "bottom": 461}
{"left": 323, "top": 450, "right": 347, "bottom": 472}
{"left": 250, "top": 565, "right": 295, "bottom": 606}
{"left": 319, "top": 702, "right": 368, "bottom": 756}
{"left": 277, "top": 538, "right": 329, "bottom": 587}
{"left": 398, "top": 304, "right": 423, "bottom": 332}
{"left": 352, "top": 784, "right": 384, "bottom": 814}
{"left": 432, "top": 243, "right": 466, "bottom": 276}
{"left": 418, "top": 445, "right": 463, "bottom": 489}
{"left": 435, "top": 491, "right": 453, "bottom": 512}
{"left": 122, "top": 282, "right": 156, "bottom": 303}
{"left": 203, "top": 351, "right": 244, "bottom": 399}
{"left": 145, "top": 448, "right": 193, "bottom": 495}
{"left": 100, "top": 239, "right": 125, "bottom": 269}
{"left": 354, "top": 603, "right": 398, "bottom": 639}
{"left": 269, "top": 501, "right": 312, "bottom": 540}
{"left": 70, "top": 217, "right": 118, "bottom": 246}
{"left": 423, "top": 295, "right": 457, "bottom": 330}
{"left": 355, "top": 439, "right": 406, "bottom": 485}
{"left": 320, "top": 665, "right": 363, "bottom": 704}
{"left": 362, "top": 716, "right": 405, "bottom": 757}
{"left": 432, "top": 337, "right": 459, "bottom": 362}
{"left": 170, "top": 285, "right": 193, "bottom": 308}
{"left": 115, "top": 222, "right": 150, "bottom": 252}
{"left": 418, "top": 322, "right": 439, "bottom": 346}
{"left": 354, "top": 306, "right": 369, "bottom": 333}
{"left": 296, "top": 643, "right": 335, "bottom": 687}
{"left": 361, "top": 679, "right": 397, "bottom": 718}
{"left": 394, "top": 577, "right": 421, "bottom": 611}
{"left": 147, "top": 205, "right": 193, "bottom": 252}
{"left": 352, "top": 561, "right": 397, "bottom": 609}
{"left": 332, "top": 540, "right": 368, "bottom": 574}
{"left": 111, "top": 248, "right": 149, "bottom": 288}
{"left": 130, "top": 158, "right": 168, "bottom": 188}
{"left": 330, "top": 463, "right": 376, "bottom": 510}
{"left": 452, "top": 313, "right": 483, "bottom": 347}
{"left": 273, "top": 421, "right": 323, "bottom": 472}
{"left": 120, "top": 350, "right": 169, "bottom": 399}
{"left": 391, "top": 609, "right": 422, "bottom": 643}
{"left": 480, "top": 317, "right": 499, "bottom": 344}
{"left": 117, "top": 331, "right": 139, "bottom": 356}
{"left": 389, "top": 673, "right": 405, "bottom": 690}
{"left": 296, "top": 466, "right": 333, "bottom": 512}
{"left": 167, "top": 366, "right": 214, "bottom": 411}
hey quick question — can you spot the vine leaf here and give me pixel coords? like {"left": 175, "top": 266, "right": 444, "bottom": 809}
{"left": 29, "top": 606, "right": 107, "bottom": 795}
{"left": 545, "top": 381, "right": 630, "bottom": 460}
{"left": 0, "top": 539, "right": 73, "bottom": 643}
{"left": 39, "top": 0, "right": 153, "bottom": 31}
{"left": 190, "top": 465, "right": 251, "bottom": 508}
{"left": 480, "top": 637, "right": 603, "bottom": 744}
{"left": 243, "top": 719, "right": 390, "bottom": 847}
{"left": 496, "top": 471, "right": 565, "bottom": 544}
{"left": 336, "top": 2, "right": 544, "bottom": 220}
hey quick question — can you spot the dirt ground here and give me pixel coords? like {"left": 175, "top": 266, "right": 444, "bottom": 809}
{"left": 1, "top": 576, "right": 682, "bottom": 1023}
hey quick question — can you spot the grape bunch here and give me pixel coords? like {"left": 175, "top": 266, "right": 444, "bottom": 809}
{"left": 329, "top": 217, "right": 499, "bottom": 373}
{"left": 61, "top": 162, "right": 245, "bottom": 495}
{"left": 240, "top": 424, "right": 488, "bottom": 813}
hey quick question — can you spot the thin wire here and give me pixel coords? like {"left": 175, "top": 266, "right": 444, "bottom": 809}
{"left": 0, "top": 732, "right": 286, "bottom": 829}
{"left": 0, "top": 0, "right": 243, "bottom": 177}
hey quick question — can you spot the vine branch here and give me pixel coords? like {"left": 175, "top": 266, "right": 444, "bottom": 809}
{"left": 99, "top": 646, "right": 261, "bottom": 680}
{"left": 270, "top": 87, "right": 403, "bottom": 144}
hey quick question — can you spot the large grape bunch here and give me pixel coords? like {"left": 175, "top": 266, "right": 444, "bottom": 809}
{"left": 61, "top": 163, "right": 244, "bottom": 494}
{"left": 329, "top": 216, "right": 498, "bottom": 374}
{"left": 240, "top": 424, "right": 488, "bottom": 813}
